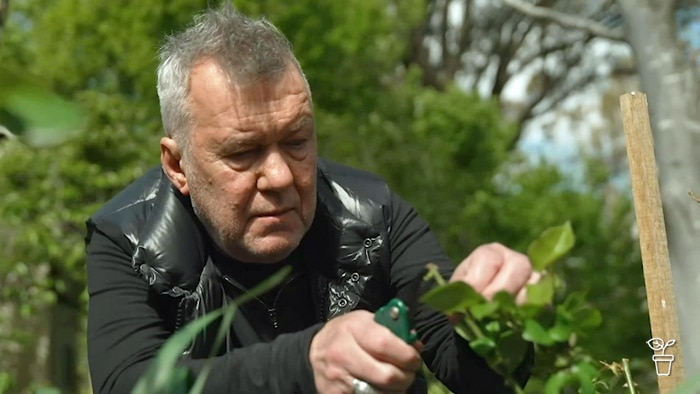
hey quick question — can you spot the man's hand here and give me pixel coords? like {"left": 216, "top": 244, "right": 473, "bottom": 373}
{"left": 451, "top": 242, "right": 540, "bottom": 304}
{"left": 309, "top": 310, "right": 422, "bottom": 394}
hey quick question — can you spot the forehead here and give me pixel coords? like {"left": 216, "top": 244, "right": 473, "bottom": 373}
{"left": 188, "top": 59, "right": 313, "bottom": 135}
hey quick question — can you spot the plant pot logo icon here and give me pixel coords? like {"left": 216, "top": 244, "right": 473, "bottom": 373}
{"left": 647, "top": 338, "right": 676, "bottom": 376}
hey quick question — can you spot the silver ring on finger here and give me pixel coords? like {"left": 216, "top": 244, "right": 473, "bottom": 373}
{"left": 352, "top": 378, "right": 378, "bottom": 394}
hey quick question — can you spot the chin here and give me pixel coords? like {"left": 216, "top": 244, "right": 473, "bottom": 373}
{"left": 236, "top": 236, "right": 301, "bottom": 264}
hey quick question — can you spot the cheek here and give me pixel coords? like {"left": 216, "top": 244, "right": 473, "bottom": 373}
{"left": 294, "top": 162, "right": 317, "bottom": 194}
{"left": 298, "top": 151, "right": 317, "bottom": 180}
{"left": 217, "top": 171, "right": 258, "bottom": 206}
{"left": 297, "top": 169, "right": 317, "bottom": 222}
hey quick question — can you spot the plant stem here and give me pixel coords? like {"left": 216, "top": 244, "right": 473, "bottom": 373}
{"left": 622, "top": 358, "right": 637, "bottom": 394}
{"left": 426, "top": 264, "right": 524, "bottom": 393}
{"left": 463, "top": 313, "right": 485, "bottom": 339}
{"left": 424, "top": 263, "right": 447, "bottom": 286}
{"left": 505, "top": 375, "right": 526, "bottom": 394}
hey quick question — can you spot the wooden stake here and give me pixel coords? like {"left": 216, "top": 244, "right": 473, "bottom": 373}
{"left": 620, "top": 92, "right": 685, "bottom": 393}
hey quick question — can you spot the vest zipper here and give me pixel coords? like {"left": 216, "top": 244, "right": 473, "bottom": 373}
{"left": 174, "top": 296, "right": 188, "bottom": 331}
{"left": 318, "top": 281, "right": 329, "bottom": 322}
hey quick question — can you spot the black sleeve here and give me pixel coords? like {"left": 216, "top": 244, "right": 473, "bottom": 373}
{"left": 86, "top": 230, "right": 321, "bottom": 394}
{"left": 388, "top": 193, "right": 531, "bottom": 393}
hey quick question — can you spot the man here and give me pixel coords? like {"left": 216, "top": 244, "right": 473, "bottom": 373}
{"left": 85, "top": 4, "right": 537, "bottom": 394}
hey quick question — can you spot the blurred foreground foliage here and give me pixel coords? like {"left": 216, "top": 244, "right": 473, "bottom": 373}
{"left": 0, "top": 0, "right": 651, "bottom": 392}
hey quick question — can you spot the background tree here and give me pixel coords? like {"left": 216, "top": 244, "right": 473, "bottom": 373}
{"left": 502, "top": 0, "right": 700, "bottom": 372}
{"left": 405, "top": 0, "right": 632, "bottom": 145}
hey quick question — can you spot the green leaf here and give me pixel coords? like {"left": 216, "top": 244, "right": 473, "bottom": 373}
{"left": 131, "top": 311, "right": 221, "bottom": 394}
{"left": 527, "top": 222, "right": 575, "bottom": 270}
{"left": 420, "top": 281, "right": 485, "bottom": 314}
{"left": 470, "top": 301, "right": 499, "bottom": 320}
{"left": 232, "top": 266, "right": 292, "bottom": 305}
{"left": 573, "top": 362, "right": 599, "bottom": 394}
{"left": 189, "top": 266, "right": 292, "bottom": 394}
{"left": 561, "top": 291, "right": 586, "bottom": 311}
{"left": 0, "top": 66, "right": 86, "bottom": 146}
{"left": 485, "top": 320, "right": 501, "bottom": 333}
{"left": 595, "top": 380, "right": 610, "bottom": 392}
{"left": 522, "top": 318, "right": 554, "bottom": 345}
{"left": 544, "top": 371, "right": 575, "bottom": 394}
{"left": 548, "top": 322, "right": 573, "bottom": 342}
{"left": 525, "top": 274, "right": 555, "bottom": 306}
{"left": 556, "top": 292, "right": 602, "bottom": 333}
{"left": 495, "top": 330, "right": 529, "bottom": 374}
{"left": 492, "top": 290, "right": 517, "bottom": 312}
{"left": 572, "top": 309, "right": 603, "bottom": 332}
{"left": 513, "top": 303, "right": 542, "bottom": 320}
{"left": 470, "top": 337, "right": 496, "bottom": 358}
{"left": 133, "top": 267, "right": 293, "bottom": 394}
{"left": 454, "top": 322, "right": 471, "bottom": 342}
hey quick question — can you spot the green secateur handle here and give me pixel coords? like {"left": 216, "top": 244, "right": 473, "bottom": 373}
{"left": 374, "top": 298, "right": 419, "bottom": 344}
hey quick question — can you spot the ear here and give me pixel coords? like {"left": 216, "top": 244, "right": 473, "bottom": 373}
{"left": 160, "top": 136, "right": 190, "bottom": 195}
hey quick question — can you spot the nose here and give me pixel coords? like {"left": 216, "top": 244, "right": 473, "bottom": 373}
{"left": 257, "top": 148, "right": 294, "bottom": 191}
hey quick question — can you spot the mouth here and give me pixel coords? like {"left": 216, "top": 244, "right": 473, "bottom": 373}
{"left": 254, "top": 208, "right": 294, "bottom": 218}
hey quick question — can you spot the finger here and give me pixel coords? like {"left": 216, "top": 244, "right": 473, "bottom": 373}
{"left": 515, "top": 271, "right": 542, "bottom": 304}
{"left": 346, "top": 349, "right": 417, "bottom": 393}
{"left": 332, "top": 320, "right": 419, "bottom": 392}
{"left": 452, "top": 244, "right": 503, "bottom": 293}
{"left": 363, "top": 368, "right": 417, "bottom": 393}
{"left": 356, "top": 325, "right": 423, "bottom": 373}
{"left": 481, "top": 249, "right": 532, "bottom": 299}
{"left": 412, "top": 340, "right": 425, "bottom": 354}
{"left": 332, "top": 336, "right": 396, "bottom": 388}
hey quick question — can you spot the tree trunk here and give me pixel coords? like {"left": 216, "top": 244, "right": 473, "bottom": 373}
{"left": 48, "top": 301, "right": 80, "bottom": 393}
{"left": 618, "top": 0, "right": 700, "bottom": 371}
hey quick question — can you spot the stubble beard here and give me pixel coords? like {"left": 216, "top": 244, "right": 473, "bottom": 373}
{"left": 188, "top": 177, "right": 300, "bottom": 263}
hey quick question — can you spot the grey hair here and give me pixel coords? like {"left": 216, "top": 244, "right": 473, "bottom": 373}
{"left": 156, "top": 2, "right": 305, "bottom": 149}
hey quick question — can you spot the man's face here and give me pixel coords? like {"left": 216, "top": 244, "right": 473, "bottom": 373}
{"left": 164, "top": 59, "right": 317, "bottom": 263}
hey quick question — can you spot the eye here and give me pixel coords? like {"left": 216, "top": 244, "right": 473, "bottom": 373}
{"left": 228, "top": 147, "right": 261, "bottom": 162}
{"left": 284, "top": 139, "right": 308, "bottom": 149}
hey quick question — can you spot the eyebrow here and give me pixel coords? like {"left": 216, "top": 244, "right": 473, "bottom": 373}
{"left": 218, "top": 133, "right": 259, "bottom": 150}
{"left": 217, "top": 114, "right": 314, "bottom": 150}
{"left": 284, "top": 115, "right": 315, "bottom": 135}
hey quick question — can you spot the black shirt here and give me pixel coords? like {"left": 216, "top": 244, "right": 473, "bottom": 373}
{"left": 211, "top": 247, "right": 317, "bottom": 343}
{"left": 86, "top": 193, "right": 527, "bottom": 393}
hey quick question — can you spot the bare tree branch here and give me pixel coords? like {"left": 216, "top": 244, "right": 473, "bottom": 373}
{"left": 517, "top": 38, "right": 581, "bottom": 69}
{"left": 408, "top": 0, "right": 618, "bottom": 144}
{"left": 408, "top": 0, "right": 446, "bottom": 89}
{"left": 457, "top": 1, "right": 472, "bottom": 55}
{"left": 503, "top": 0, "right": 626, "bottom": 42}
{"left": 0, "top": 0, "right": 9, "bottom": 37}
{"left": 610, "top": 63, "right": 637, "bottom": 77}
{"left": 439, "top": 0, "right": 450, "bottom": 74}
{"left": 0, "top": 0, "right": 12, "bottom": 140}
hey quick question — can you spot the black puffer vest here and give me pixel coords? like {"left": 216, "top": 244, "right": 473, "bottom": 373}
{"left": 86, "top": 159, "right": 396, "bottom": 357}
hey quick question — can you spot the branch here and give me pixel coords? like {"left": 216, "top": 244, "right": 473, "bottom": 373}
{"left": 0, "top": 0, "right": 8, "bottom": 34}
{"left": 610, "top": 63, "right": 637, "bottom": 77}
{"left": 503, "top": 0, "right": 626, "bottom": 42}
{"left": 517, "top": 39, "right": 584, "bottom": 71}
